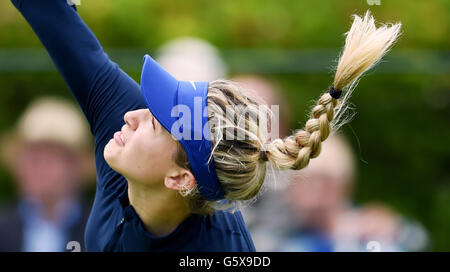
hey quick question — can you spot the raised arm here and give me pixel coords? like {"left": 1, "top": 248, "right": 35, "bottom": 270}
{"left": 11, "top": 0, "right": 147, "bottom": 185}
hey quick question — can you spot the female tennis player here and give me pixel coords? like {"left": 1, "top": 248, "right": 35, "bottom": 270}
{"left": 11, "top": 0, "right": 401, "bottom": 252}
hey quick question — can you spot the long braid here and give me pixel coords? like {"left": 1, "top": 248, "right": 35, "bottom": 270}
{"left": 266, "top": 10, "right": 401, "bottom": 171}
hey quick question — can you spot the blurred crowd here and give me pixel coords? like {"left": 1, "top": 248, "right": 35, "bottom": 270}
{"left": 0, "top": 37, "right": 429, "bottom": 252}
{"left": 0, "top": 98, "right": 93, "bottom": 251}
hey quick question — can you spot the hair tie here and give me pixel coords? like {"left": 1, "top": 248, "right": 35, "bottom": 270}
{"left": 260, "top": 150, "right": 269, "bottom": 162}
{"left": 329, "top": 86, "right": 343, "bottom": 99}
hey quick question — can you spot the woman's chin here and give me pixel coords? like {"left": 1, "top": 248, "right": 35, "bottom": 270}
{"left": 104, "top": 140, "right": 120, "bottom": 167}
{"left": 103, "top": 141, "right": 132, "bottom": 178}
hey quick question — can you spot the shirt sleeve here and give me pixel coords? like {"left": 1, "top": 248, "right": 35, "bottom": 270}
{"left": 11, "top": 0, "right": 147, "bottom": 191}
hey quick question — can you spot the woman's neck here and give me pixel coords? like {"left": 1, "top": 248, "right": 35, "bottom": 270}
{"left": 126, "top": 180, "right": 191, "bottom": 237}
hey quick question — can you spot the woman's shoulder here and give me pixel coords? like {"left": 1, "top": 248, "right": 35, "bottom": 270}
{"left": 194, "top": 210, "right": 256, "bottom": 251}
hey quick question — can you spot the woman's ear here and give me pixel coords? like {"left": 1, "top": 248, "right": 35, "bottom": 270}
{"left": 164, "top": 168, "right": 196, "bottom": 191}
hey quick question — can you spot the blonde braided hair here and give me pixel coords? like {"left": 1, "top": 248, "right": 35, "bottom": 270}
{"left": 266, "top": 10, "right": 401, "bottom": 171}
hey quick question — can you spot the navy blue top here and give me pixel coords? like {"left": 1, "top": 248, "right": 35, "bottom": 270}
{"left": 11, "top": 0, "right": 256, "bottom": 252}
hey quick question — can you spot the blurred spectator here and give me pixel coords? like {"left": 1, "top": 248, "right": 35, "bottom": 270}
{"left": 0, "top": 97, "right": 93, "bottom": 252}
{"left": 232, "top": 75, "right": 294, "bottom": 251}
{"left": 281, "top": 134, "right": 356, "bottom": 251}
{"left": 280, "top": 135, "right": 429, "bottom": 252}
{"left": 156, "top": 36, "right": 227, "bottom": 81}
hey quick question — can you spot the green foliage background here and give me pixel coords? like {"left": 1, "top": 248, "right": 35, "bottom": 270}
{"left": 0, "top": 0, "right": 448, "bottom": 250}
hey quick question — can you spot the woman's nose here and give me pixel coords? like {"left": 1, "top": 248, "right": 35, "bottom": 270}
{"left": 124, "top": 109, "right": 150, "bottom": 129}
{"left": 124, "top": 110, "right": 140, "bottom": 130}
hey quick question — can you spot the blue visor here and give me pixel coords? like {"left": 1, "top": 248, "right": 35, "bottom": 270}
{"left": 140, "top": 54, "right": 224, "bottom": 201}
